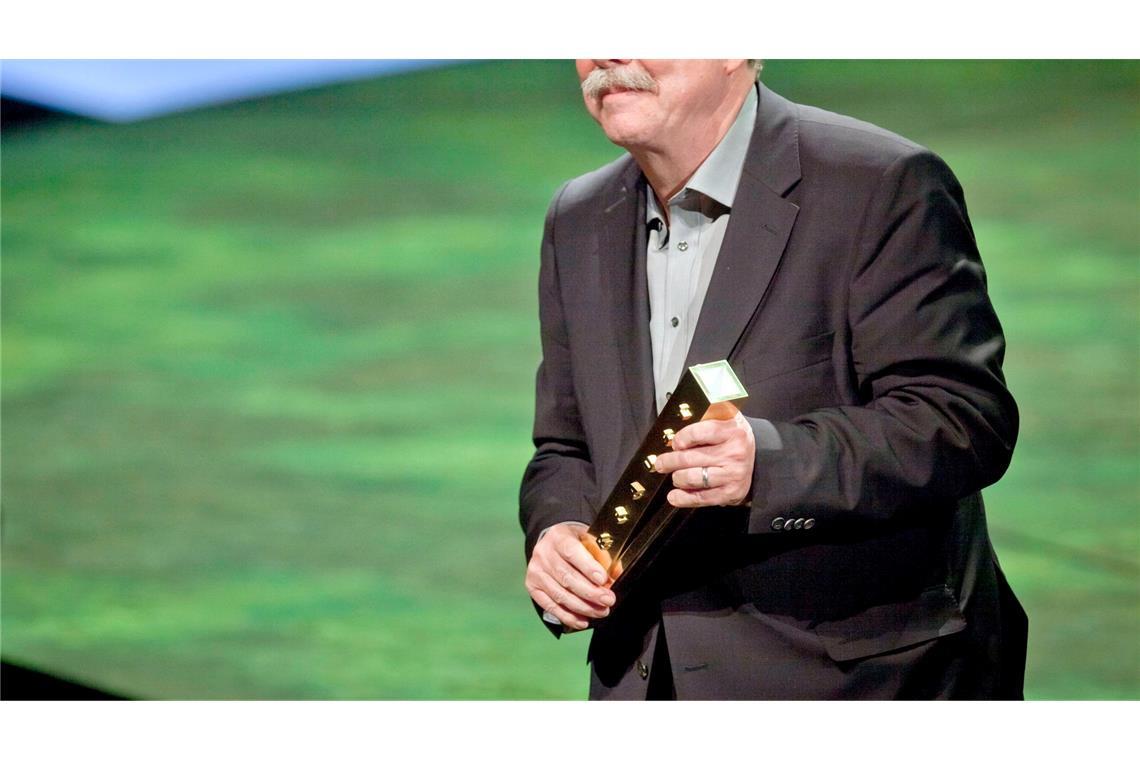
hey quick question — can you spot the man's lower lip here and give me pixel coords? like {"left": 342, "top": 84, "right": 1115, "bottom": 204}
{"left": 601, "top": 89, "right": 645, "bottom": 99}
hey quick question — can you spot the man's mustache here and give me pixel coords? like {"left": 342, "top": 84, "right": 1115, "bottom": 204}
{"left": 581, "top": 65, "right": 658, "bottom": 99}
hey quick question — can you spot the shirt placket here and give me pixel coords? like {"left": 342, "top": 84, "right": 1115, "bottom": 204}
{"left": 660, "top": 194, "right": 701, "bottom": 404}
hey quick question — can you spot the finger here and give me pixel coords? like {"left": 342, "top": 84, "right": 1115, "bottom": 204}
{"left": 529, "top": 560, "right": 608, "bottom": 614}
{"left": 654, "top": 446, "right": 724, "bottom": 474}
{"left": 543, "top": 558, "right": 616, "bottom": 608}
{"left": 538, "top": 572, "right": 611, "bottom": 618}
{"left": 553, "top": 532, "right": 610, "bottom": 585}
{"left": 671, "top": 465, "right": 718, "bottom": 491}
{"left": 667, "top": 485, "right": 736, "bottom": 508}
{"left": 530, "top": 587, "right": 590, "bottom": 630}
{"left": 672, "top": 419, "right": 735, "bottom": 450}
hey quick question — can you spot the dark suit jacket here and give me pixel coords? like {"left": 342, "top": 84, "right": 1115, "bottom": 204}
{"left": 519, "top": 84, "right": 1028, "bottom": 699}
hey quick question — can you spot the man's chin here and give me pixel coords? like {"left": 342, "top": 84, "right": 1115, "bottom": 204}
{"left": 601, "top": 126, "right": 653, "bottom": 151}
{"left": 596, "top": 109, "right": 655, "bottom": 148}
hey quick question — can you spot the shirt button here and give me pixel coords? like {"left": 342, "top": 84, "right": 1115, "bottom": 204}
{"left": 637, "top": 660, "right": 649, "bottom": 679}
{"left": 677, "top": 241, "right": 689, "bottom": 252}
{"left": 670, "top": 316, "right": 679, "bottom": 327}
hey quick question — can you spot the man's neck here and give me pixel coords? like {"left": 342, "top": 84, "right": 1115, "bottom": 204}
{"left": 633, "top": 84, "right": 753, "bottom": 212}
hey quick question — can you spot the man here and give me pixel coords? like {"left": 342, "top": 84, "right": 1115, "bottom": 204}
{"left": 519, "top": 60, "right": 1027, "bottom": 699}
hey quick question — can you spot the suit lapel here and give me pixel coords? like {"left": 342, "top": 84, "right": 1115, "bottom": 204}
{"left": 599, "top": 160, "right": 656, "bottom": 433}
{"left": 684, "top": 84, "right": 803, "bottom": 368}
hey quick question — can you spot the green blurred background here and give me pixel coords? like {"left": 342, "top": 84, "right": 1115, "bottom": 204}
{"left": 2, "top": 60, "right": 1137, "bottom": 699}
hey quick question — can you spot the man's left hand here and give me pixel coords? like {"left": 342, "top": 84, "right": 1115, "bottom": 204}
{"left": 654, "top": 412, "right": 756, "bottom": 507}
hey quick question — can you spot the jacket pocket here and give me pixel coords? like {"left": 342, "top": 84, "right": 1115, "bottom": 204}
{"left": 735, "top": 330, "right": 835, "bottom": 385}
{"left": 813, "top": 585, "right": 967, "bottom": 663}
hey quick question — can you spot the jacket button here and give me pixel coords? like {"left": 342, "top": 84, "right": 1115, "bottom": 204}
{"left": 771, "top": 517, "right": 785, "bottom": 530}
{"left": 804, "top": 518, "right": 816, "bottom": 530}
{"left": 793, "top": 518, "right": 805, "bottom": 529}
{"left": 637, "top": 660, "right": 649, "bottom": 679}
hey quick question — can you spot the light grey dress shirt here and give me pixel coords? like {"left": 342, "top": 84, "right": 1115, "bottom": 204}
{"left": 646, "top": 84, "right": 757, "bottom": 411}
{"left": 539, "top": 87, "right": 758, "bottom": 627}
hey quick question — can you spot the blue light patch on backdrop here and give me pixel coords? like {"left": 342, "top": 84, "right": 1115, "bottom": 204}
{"left": 0, "top": 60, "right": 455, "bottom": 122}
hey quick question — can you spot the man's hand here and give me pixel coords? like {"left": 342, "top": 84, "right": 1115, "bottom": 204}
{"left": 654, "top": 412, "right": 756, "bottom": 507}
{"left": 525, "top": 522, "right": 616, "bottom": 631}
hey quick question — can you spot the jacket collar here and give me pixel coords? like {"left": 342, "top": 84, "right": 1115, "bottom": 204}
{"left": 744, "top": 82, "right": 802, "bottom": 197}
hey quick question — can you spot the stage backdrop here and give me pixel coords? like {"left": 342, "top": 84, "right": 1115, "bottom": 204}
{"left": 2, "top": 60, "right": 1137, "bottom": 699}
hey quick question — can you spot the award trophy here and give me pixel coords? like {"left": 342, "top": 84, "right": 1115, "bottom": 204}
{"left": 581, "top": 360, "right": 748, "bottom": 595}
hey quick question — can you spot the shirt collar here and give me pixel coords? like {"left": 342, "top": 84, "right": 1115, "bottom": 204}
{"left": 687, "top": 83, "right": 757, "bottom": 208}
{"left": 645, "top": 83, "right": 758, "bottom": 226}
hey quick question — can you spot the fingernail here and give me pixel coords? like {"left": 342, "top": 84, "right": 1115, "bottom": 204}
{"left": 592, "top": 572, "right": 605, "bottom": 584}
{"left": 577, "top": 621, "right": 589, "bottom": 630}
{"left": 602, "top": 594, "right": 616, "bottom": 606}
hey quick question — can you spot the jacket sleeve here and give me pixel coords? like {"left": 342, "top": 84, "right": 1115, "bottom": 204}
{"left": 746, "top": 150, "right": 1018, "bottom": 533}
{"left": 519, "top": 183, "right": 598, "bottom": 560}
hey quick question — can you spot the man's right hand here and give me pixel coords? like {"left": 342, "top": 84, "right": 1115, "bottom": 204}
{"left": 525, "top": 522, "right": 615, "bottom": 631}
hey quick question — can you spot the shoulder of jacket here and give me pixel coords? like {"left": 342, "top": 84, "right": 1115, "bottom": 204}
{"left": 793, "top": 102, "right": 935, "bottom": 174}
{"left": 551, "top": 153, "right": 637, "bottom": 216}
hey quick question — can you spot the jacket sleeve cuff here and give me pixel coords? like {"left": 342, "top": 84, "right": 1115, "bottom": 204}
{"left": 745, "top": 417, "right": 819, "bottom": 535}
